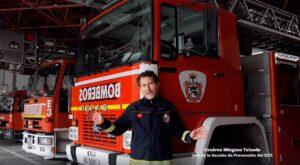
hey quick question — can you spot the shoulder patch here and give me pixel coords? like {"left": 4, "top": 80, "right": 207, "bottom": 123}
{"left": 162, "top": 113, "right": 170, "bottom": 123}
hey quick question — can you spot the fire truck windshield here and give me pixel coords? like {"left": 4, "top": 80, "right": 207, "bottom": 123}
{"left": 0, "top": 95, "right": 13, "bottom": 112}
{"left": 77, "top": 0, "right": 151, "bottom": 75}
{"left": 30, "top": 63, "right": 61, "bottom": 97}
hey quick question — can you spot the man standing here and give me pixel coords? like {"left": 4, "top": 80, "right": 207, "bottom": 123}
{"left": 93, "top": 70, "right": 206, "bottom": 164}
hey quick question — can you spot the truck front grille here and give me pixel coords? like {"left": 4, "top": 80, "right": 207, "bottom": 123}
{"left": 23, "top": 119, "right": 42, "bottom": 129}
{"left": 78, "top": 111, "right": 124, "bottom": 152}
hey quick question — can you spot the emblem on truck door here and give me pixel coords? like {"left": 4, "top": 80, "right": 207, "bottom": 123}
{"left": 179, "top": 71, "right": 206, "bottom": 103}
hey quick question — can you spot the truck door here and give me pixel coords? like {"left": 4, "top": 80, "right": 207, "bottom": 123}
{"left": 59, "top": 64, "right": 74, "bottom": 113}
{"left": 274, "top": 55, "right": 300, "bottom": 164}
{"left": 157, "top": 3, "right": 226, "bottom": 115}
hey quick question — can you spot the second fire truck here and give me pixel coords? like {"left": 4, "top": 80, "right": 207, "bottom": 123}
{"left": 0, "top": 90, "right": 27, "bottom": 141}
{"left": 22, "top": 58, "right": 75, "bottom": 159}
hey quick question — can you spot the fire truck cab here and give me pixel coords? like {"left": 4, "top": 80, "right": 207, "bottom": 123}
{"left": 22, "top": 59, "right": 75, "bottom": 159}
{"left": 0, "top": 90, "right": 27, "bottom": 141}
{"left": 66, "top": 0, "right": 299, "bottom": 164}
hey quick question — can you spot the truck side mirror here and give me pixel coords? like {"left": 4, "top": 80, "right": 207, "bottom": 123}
{"left": 204, "top": 8, "right": 219, "bottom": 56}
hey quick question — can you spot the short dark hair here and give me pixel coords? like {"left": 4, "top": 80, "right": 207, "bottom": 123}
{"left": 136, "top": 70, "right": 158, "bottom": 86}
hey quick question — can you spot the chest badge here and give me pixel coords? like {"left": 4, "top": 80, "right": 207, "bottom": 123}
{"left": 136, "top": 112, "right": 143, "bottom": 119}
{"left": 163, "top": 113, "right": 170, "bottom": 123}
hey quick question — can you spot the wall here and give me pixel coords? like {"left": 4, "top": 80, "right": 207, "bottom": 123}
{"left": 0, "top": 69, "right": 30, "bottom": 93}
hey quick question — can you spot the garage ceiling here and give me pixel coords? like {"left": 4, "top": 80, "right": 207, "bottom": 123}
{"left": 0, "top": 0, "right": 100, "bottom": 43}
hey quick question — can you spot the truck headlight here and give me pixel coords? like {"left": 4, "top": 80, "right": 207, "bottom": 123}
{"left": 122, "top": 131, "right": 132, "bottom": 149}
{"left": 69, "top": 127, "right": 78, "bottom": 140}
{"left": 38, "top": 137, "right": 53, "bottom": 146}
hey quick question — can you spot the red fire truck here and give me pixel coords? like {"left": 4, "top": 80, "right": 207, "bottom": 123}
{"left": 66, "top": 0, "right": 300, "bottom": 164}
{"left": 22, "top": 58, "right": 75, "bottom": 159}
{"left": 0, "top": 90, "right": 27, "bottom": 141}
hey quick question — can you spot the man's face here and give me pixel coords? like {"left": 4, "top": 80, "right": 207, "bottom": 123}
{"left": 139, "top": 76, "right": 159, "bottom": 100}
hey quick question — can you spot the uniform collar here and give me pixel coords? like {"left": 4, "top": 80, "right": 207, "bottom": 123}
{"left": 141, "top": 94, "right": 162, "bottom": 107}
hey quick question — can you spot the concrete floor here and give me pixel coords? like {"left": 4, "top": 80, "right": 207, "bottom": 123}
{"left": 0, "top": 139, "right": 71, "bottom": 165}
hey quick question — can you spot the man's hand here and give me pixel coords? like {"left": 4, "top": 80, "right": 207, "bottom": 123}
{"left": 189, "top": 127, "right": 208, "bottom": 140}
{"left": 92, "top": 112, "right": 104, "bottom": 125}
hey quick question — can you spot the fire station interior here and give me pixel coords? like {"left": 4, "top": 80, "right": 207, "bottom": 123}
{"left": 0, "top": 0, "right": 299, "bottom": 165}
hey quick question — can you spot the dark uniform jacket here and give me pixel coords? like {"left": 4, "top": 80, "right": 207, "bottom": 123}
{"left": 97, "top": 95, "right": 193, "bottom": 161}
